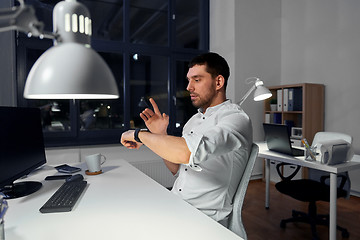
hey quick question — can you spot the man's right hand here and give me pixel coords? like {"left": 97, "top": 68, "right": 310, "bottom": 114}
{"left": 140, "top": 98, "right": 169, "bottom": 135}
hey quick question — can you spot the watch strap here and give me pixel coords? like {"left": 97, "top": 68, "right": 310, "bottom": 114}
{"left": 134, "top": 128, "right": 149, "bottom": 143}
{"left": 134, "top": 128, "right": 142, "bottom": 143}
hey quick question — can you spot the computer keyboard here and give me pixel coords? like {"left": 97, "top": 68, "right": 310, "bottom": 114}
{"left": 39, "top": 180, "right": 87, "bottom": 213}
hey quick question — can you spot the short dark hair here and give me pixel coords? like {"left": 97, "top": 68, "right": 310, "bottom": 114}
{"left": 188, "top": 52, "right": 230, "bottom": 89}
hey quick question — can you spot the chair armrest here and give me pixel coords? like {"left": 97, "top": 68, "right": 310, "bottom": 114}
{"left": 276, "top": 163, "right": 301, "bottom": 181}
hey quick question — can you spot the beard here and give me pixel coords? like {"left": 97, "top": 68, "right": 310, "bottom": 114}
{"left": 190, "top": 89, "right": 217, "bottom": 109}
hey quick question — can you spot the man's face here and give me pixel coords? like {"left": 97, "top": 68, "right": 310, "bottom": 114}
{"left": 186, "top": 64, "right": 217, "bottom": 110}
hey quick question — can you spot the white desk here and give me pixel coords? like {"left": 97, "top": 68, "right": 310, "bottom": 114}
{"left": 4, "top": 159, "right": 242, "bottom": 240}
{"left": 256, "top": 142, "right": 360, "bottom": 240}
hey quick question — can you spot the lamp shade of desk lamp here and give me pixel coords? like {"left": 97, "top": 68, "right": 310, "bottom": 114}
{"left": 21, "top": 0, "right": 119, "bottom": 99}
{"left": 253, "top": 85, "right": 272, "bottom": 101}
{"left": 238, "top": 77, "right": 272, "bottom": 105}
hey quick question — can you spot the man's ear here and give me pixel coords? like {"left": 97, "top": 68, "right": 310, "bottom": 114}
{"left": 215, "top": 75, "right": 225, "bottom": 90}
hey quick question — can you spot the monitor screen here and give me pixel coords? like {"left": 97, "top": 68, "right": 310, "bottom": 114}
{"left": 0, "top": 106, "right": 47, "bottom": 199}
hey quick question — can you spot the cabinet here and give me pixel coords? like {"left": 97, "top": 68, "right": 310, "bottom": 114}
{"left": 263, "top": 83, "right": 325, "bottom": 182}
{"left": 264, "top": 83, "right": 324, "bottom": 145}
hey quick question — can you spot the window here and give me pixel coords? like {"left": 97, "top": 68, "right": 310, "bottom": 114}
{"left": 17, "top": 0, "right": 209, "bottom": 146}
{"left": 129, "top": 54, "right": 169, "bottom": 129}
{"left": 130, "top": 1, "right": 169, "bottom": 45}
{"left": 175, "top": 0, "right": 204, "bottom": 49}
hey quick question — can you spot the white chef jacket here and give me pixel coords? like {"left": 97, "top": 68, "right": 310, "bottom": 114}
{"left": 171, "top": 100, "right": 253, "bottom": 221}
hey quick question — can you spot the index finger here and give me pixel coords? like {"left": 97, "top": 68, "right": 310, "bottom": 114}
{"left": 149, "top": 98, "right": 161, "bottom": 114}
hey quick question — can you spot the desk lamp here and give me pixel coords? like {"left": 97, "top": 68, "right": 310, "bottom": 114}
{"left": 0, "top": 0, "right": 119, "bottom": 99}
{"left": 238, "top": 77, "right": 272, "bottom": 105}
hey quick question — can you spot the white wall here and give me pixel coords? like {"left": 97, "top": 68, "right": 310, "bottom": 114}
{"left": 281, "top": 0, "right": 360, "bottom": 154}
{"left": 209, "top": 0, "right": 236, "bottom": 101}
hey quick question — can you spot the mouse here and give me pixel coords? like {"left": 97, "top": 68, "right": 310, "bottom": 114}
{"left": 66, "top": 174, "right": 84, "bottom": 182}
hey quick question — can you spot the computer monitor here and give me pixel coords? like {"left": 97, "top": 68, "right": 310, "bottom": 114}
{"left": 0, "top": 106, "right": 47, "bottom": 199}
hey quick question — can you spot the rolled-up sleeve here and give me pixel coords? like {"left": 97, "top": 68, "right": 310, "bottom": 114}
{"left": 182, "top": 108, "right": 252, "bottom": 171}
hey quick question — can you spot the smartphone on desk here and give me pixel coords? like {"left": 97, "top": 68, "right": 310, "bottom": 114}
{"left": 55, "top": 164, "right": 81, "bottom": 174}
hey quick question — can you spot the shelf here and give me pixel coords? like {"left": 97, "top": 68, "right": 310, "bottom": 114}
{"left": 263, "top": 83, "right": 324, "bottom": 144}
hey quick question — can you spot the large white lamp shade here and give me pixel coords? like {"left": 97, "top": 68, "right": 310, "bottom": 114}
{"left": 24, "top": 42, "right": 119, "bottom": 99}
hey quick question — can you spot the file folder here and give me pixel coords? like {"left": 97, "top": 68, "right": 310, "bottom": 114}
{"left": 288, "top": 88, "right": 294, "bottom": 111}
{"left": 277, "top": 89, "right": 282, "bottom": 111}
{"left": 283, "top": 88, "right": 289, "bottom": 111}
{"left": 265, "top": 113, "right": 271, "bottom": 123}
{"left": 273, "top": 113, "right": 282, "bottom": 124}
{"left": 288, "top": 88, "right": 302, "bottom": 111}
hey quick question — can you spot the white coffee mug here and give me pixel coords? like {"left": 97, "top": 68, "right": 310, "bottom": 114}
{"left": 85, "top": 153, "right": 106, "bottom": 172}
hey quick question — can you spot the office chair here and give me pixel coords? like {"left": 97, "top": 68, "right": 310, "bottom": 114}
{"left": 221, "top": 143, "right": 259, "bottom": 240}
{"left": 275, "top": 132, "right": 352, "bottom": 240}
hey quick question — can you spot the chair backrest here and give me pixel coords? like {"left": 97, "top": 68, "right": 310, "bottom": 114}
{"left": 310, "top": 132, "right": 353, "bottom": 197}
{"left": 226, "top": 143, "right": 259, "bottom": 240}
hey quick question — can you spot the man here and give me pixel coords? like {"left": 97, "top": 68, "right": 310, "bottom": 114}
{"left": 121, "top": 52, "right": 253, "bottom": 221}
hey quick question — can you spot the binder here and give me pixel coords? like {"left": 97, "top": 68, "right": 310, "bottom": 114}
{"left": 265, "top": 113, "right": 271, "bottom": 123}
{"left": 288, "top": 88, "right": 303, "bottom": 111}
{"left": 277, "top": 89, "right": 282, "bottom": 111}
{"left": 274, "top": 113, "right": 282, "bottom": 124}
{"left": 283, "top": 88, "right": 289, "bottom": 111}
{"left": 288, "top": 88, "right": 294, "bottom": 111}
